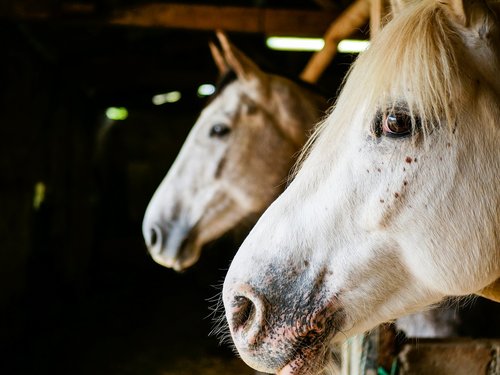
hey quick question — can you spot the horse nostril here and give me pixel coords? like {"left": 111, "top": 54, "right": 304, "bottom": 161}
{"left": 150, "top": 228, "right": 158, "bottom": 247}
{"left": 147, "top": 225, "right": 163, "bottom": 250}
{"left": 227, "top": 287, "right": 266, "bottom": 347}
{"left": 179, "top": 236, "right": 189, "bottom": 254}
{"left": 233, "top": 296, "right": 255, "bottom": 330}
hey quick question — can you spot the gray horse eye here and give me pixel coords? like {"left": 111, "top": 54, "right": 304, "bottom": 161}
{"left": 209, "top": 124, "right": 231, "bottom": 137}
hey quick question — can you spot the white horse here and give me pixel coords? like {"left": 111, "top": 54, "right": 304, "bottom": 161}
{"left": 142, "top": 33, "right": 325, "bottom": 271}
{"left": 223, "top": 0, "right": 500, "bottom": 374}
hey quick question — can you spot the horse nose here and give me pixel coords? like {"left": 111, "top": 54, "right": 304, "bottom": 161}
{"left": 226, "top": 284, "right": 267, "bottom": 348}
{"left": 143, "top": 220, "right": 195, "bottom": 270}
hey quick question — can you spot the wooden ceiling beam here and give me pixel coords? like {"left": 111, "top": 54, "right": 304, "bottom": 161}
{"left": 109, "top": 4, "right": 339, "bottom": 36}
{"left": 6, "top": 3, "right": 339, "bottom": 37}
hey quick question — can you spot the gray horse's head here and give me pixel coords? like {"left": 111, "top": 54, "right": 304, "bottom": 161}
{"left": 142, "top": 32, "right": 325, "bottom": 271}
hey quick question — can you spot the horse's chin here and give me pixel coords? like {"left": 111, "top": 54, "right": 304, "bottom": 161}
{"left": 276, "top": 342, "right": 336, "bottom": 375}
{"left": 239, "top": 341, "right": 334, "bottom": 375}
{"left": 149, "top": 241, "right": 202, "bottom": 272}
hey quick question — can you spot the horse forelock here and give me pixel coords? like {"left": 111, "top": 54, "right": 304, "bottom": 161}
{"left": 350, "top": 1, "right": 470, "bottom": 126}
{"left": 294, "top": 0, "right": 500, "bottom": 178}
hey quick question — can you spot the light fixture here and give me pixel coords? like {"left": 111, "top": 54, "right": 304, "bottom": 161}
{"left": 197, "top": 84, "right": 216, "bottom": 97}
{"left": 266, "top": 37, "right": 324, "bottom": 51}
{"left": 33, "top": 181, "right": 46, "bottom": 210}
{"left": 152, "top": 91, "right": 182, "bottom": 105}
{"left": 337, "top": 39, "right": 370, "bottom": 53}
{"left": 105, "top": 107, "right": 128, "bottom": 121}
{"left": 265, "top": 36, "right": 370, "bottom": 54}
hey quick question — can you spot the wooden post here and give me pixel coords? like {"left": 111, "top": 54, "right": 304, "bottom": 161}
{"left": 341, "top": 324, "right": 400, "bottom": 375}
{"left": 299, "top": 0, "right": 370, "bottom": 83}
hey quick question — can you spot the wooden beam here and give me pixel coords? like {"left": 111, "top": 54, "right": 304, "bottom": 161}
{"left": 1, "top": 3, "right": 338, "bottom": 37}
{"left": 300, "top": 0, "right": 370, "bottom": 83}
{"left": 108, "top": 4, "right": 339, "bottom": 36}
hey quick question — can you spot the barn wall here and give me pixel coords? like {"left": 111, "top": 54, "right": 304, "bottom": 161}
{"left": 0, "top": 25, "right": 96, "bottom": 307}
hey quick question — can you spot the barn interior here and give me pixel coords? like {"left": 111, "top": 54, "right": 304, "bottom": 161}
{"left": 0, "top": 1, "right": 361, "bottom": 374}
{"left": 3, "top": 1, "right": 499, "bottom": 375}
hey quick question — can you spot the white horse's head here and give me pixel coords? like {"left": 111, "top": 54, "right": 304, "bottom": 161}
{"left": 223, "top": 0, "right": 500, "bottom": 373}
{"left": 142, "top": 33, "right": 325, "bottom": 271}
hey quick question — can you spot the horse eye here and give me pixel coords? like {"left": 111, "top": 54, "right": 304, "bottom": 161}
{"left": 373, "top": 111, "right": 419, "bottom": 138}
{"left": 383, "top": 113, "right": 412, "bottom": 137}
{"left": 209, "top": 124, "right": 231, "bottom": 137}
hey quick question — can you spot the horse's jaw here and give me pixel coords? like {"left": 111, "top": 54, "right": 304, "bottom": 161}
{"left": 148, "top": 237, "right": 201, "bottom": 272}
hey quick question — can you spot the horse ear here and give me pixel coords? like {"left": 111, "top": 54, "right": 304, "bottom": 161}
{"left": 215, "top": 30, "right": 264, "bottom": 82}
{"left": 437, "top": 0, "right": 493, "bottom": 30}
{"left": 209, "top": 41, "right": 229, "bottom": 76}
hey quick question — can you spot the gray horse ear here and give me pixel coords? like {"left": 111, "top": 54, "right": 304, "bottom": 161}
{"left": 209, "top": 41, "right": 229, "bottom": 76}
{"left": 437, "top": 0, "right": 493, "bottom": 31}
{"left": 215, "top": 30, "right": 265, "bottom": 82}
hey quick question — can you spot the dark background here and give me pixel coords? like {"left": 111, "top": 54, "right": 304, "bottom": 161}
{"left": 0, "top": 1, "right": 359, "bottom": 374}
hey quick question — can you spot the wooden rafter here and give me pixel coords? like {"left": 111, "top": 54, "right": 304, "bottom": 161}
{"left": 109, "top": 4, "right": 338, "bottom": 36}
{"left": 4, "top": 3, "right": 339, "bottom": 37}
{"left": 300, "top": 0, "right": 370, "bottom": 83}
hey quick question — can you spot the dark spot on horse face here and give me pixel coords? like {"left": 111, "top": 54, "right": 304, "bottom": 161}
{"left": 403, "top": 181, "right": 408, "bottom": 186}
{"left": 394, "top": 192, "right": 400, "bottom": 198}
{"left": 447, "top": 143, "right": 451, "bottom": 147}
{"left": 405, "top": 156, "right": 413, "bottom": 163}
{"left": 377, "top": 168, "right": 381, "bottom": 172}
{"left": 214, "top": 156, "right": 227, "bottom": 179}
{"left": 367, "top": 169, "right": 370, "bottom": 173}
{"left": 414, "top": 157, "right": 417, "bottom": 162}
{"left": 403, "top": 167, "right": 406, "bottom": 172}
{"left": 304, "top": 260, "right": 310, "bottom": 268}
{"left": 380, "top": 199, "right": 385, "bottom": 203}
{"left": 246, "top": 103, "right": 258, "bottom": 115}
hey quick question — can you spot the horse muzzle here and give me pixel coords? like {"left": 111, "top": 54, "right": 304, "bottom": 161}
{"left": 223, "top": 276, "right": 343, "bottom": 374}
{"left": 143, "top": 220, "right": 200, "bottom": 271}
